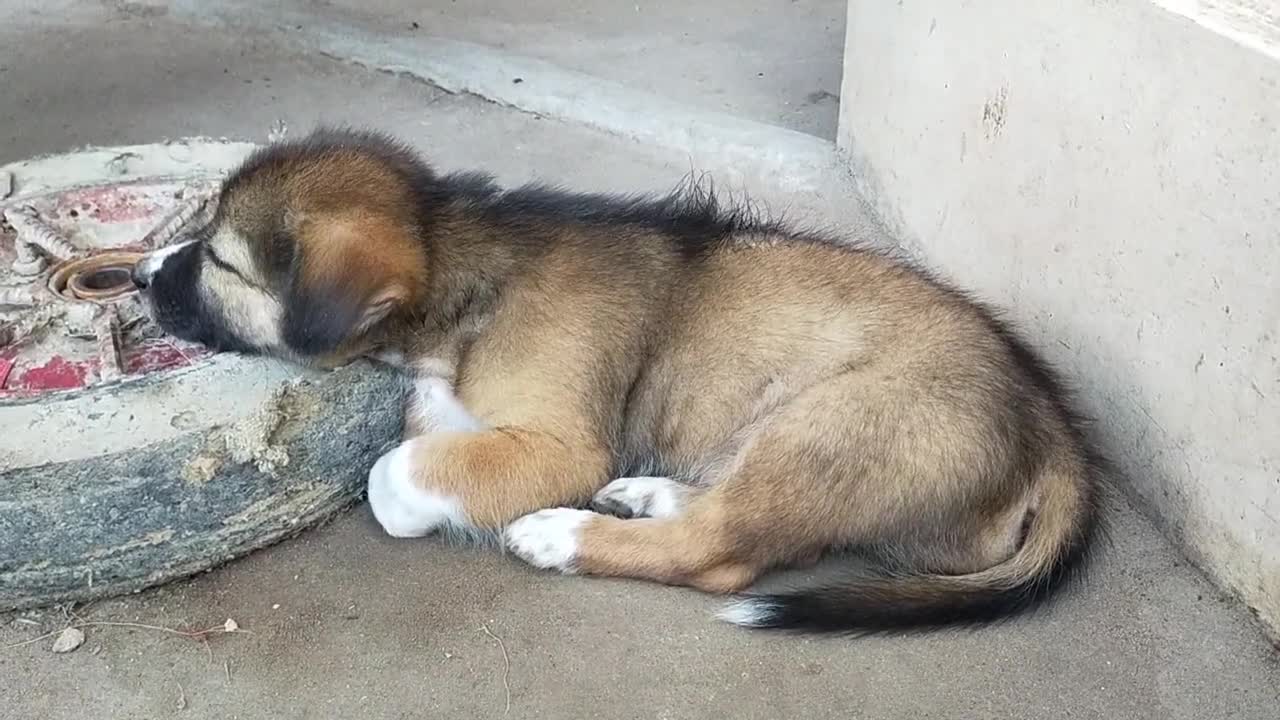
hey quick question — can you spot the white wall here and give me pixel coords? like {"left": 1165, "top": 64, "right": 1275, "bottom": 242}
{"left": 838, "top": 0, "right": 1280, "bottom": 635}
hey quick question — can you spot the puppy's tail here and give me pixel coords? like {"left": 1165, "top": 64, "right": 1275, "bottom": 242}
{"left": 717, "top": 454, "right": 1100, "bottom": 634}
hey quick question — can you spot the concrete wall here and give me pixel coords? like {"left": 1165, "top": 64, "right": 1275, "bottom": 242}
{"left": 837, "top": 0, "right": 1280, "bottom": 635}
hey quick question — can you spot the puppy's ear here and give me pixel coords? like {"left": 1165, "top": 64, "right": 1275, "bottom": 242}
{"left": 280, "top": 213, "right": 421, "bottom": 357}
{"left": 281, "top": 279, "right": 410, "bottom": 356}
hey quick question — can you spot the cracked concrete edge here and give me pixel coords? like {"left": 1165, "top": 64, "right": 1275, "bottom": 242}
{"left": 166, "top": 0, "right": 840, "bottom": 193}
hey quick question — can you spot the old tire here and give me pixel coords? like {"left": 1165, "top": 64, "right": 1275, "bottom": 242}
{"left": 0, "top": 356, "right": 406, "bottom": 611}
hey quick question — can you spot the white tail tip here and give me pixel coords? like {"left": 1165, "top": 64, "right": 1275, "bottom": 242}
{"left": 716, "top": 598, "right": 778, "bottom": 627}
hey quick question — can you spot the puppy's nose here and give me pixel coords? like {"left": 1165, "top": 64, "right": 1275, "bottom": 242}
{"left": 132, "top": 239, "right": 195, "bottom": 291}
{"left": 131, "top": 262, "right": 152, "bottom": 290}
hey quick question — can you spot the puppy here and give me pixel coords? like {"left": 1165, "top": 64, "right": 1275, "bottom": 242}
{"left": 133, "top": 127, "right": 1106, "bottom": 634}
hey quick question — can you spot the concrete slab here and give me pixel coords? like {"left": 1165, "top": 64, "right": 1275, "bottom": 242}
{"left": 159, "top": 0, "right": 842, "bottom": 196}
{"left": 4, "top": 500, "right": 1279, "bottom": 719}
{"left": 311, "top": 0, "right": 847, "bottom": 140}
{"left": 1, "top": 4, "right": 1277, "bottom": 720}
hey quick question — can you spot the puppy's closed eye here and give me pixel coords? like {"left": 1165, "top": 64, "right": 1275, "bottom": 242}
{"left": 203, "top": 244, "right": 254, "bottom": 285}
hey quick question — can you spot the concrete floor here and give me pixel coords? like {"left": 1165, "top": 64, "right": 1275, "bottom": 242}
{"left": 316, "top": 0, "right": 846, "bottom": 139}
{"left": 1, "top": 3, "right": 1278, "bottom": 719}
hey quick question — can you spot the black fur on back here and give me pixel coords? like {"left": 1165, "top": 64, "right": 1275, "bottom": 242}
{"left": 438, "top": 170, "right": 813, "bottom": 260}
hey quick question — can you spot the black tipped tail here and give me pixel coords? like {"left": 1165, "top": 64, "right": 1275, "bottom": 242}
{"left": 720, "top": 455, "right": 1100, "bottom": 635}
{"left": 716, "top": 572, "right": 1073, "bottom": 635}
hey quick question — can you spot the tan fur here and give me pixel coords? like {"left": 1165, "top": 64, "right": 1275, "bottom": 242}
{"left": 140, "top": 130, "right": 1101, "bottom": 631}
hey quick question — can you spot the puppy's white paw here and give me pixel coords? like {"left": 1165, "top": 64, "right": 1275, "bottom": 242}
{"left": 504, "top": 508, "right": 594, "bottom": 572}
{"left": 366, "top": 441, "right": 465, "bottom": 538}
{"left": 592, "top": 476, "right": 688, "bottom": 519}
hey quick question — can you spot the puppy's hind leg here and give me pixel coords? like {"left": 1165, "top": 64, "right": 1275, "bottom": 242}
{"left": 504, "top": 492, "right": 767, "bottom": 593}
{"left": 503, "top": 371, "right": 931, "bottom": 594}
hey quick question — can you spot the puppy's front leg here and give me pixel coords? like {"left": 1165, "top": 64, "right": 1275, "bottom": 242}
{"left": 405, "top": 375, "right": 485, "bottom": 436}
{"left": 366, "top": 375, "right": 484, "bottom": 538}
{"left": 367, "top": 376, "right": 609, "bottom": 538}
{"left": 367, "top": 430, "right": 610, "bottom": 539}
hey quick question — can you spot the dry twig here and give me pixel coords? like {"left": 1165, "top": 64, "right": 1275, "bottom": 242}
{"left": 481, "top": 624, "right": 512, "bottom": 716}
{"left": 3, "top": 619, "right": 250, "bottom": 650}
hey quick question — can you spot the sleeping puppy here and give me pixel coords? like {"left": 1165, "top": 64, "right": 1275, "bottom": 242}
{"left": 132, "top": 128, "right": 1106, "bottom": 634}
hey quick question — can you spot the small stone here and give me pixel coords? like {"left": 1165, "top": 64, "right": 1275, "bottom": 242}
{"left": 51, "top": 627, "right": 85, "bottom": 653}
{"left": 223, "top": 618, "right": 239, "bottom": 633}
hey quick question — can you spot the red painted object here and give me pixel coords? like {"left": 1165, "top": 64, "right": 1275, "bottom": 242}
{"left": 0, "top": 345, "right": 208, "bottom": 397}
{"left": 0, "top": 354, "right": 14, "bottom": 389}
{"left": 1, "top": 177, "right": 219, "bottom": 400}
{"left": 0, "top": 174, "right": 225, "bottom": 397}
{"left": 17, "top": 355, "right": 91, "bottom": 391}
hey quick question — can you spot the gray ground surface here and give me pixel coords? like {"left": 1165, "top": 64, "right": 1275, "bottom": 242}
{"left": 316, "top": 0, "right": 847, "bottom": 139}
{"left": 1, "top": 3, "right": 1277, "bottom": 719}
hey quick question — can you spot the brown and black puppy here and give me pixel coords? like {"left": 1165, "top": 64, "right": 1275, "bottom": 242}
{"left": 133, "top": 127, "right": 1106, "bottom": 634}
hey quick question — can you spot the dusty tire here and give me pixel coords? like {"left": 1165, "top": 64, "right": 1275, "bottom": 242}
{"left": 0, "top": 357, "right": 407, "bottom": 611}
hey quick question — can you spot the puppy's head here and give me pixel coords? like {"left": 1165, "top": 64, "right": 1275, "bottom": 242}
{"left": 134, "top": 129, "right": 435, "bottom": 366}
